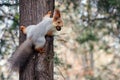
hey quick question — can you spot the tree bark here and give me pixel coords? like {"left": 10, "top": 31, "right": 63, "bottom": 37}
{"left": 19, "top": 0, "right": 54, "bottom": 80}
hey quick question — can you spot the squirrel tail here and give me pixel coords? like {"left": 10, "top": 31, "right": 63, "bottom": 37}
{"left": 8, "top": 39, "right": 34, "bottom": 72}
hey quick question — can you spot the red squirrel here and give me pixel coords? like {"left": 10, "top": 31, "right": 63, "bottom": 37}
{"left": 8, "top": 9, "right": 63, "bottom": 71}
{"left": 20, "top": 9, "right": 63, "bottom": 53}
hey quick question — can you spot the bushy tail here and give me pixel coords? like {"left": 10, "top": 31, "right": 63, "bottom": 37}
{"left": 8, "top": 39, "right": 34, "bottom": 71}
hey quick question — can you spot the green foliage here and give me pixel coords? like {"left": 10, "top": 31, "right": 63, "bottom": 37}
{"left": 14, "top": 13, "right": 19, "bottom": 20}
{"left": 108, "top": 0, "right": 117, "bottom": 5}
{"left": 0, "top": 39, "right": 5, "bottom": 55}
{"left": 0, "top": 73, "right": 5, "bottom": 80}
{"left": 0, "top": 16, "right": 4, "bottom": 22}
{"left": 10, "top": 21, "right": 17, "bottom": 30}
{"left": 66, "top": 64, "right": 72, "bottom": 68}
{"left": 76, "top": 29, "right": 98, "bottom": 44}
{"left": 65, "top": 0, "right": 79, "bottom": 9}
{"left": 9, "top": 13, "right": 19, "bottom": 30}
{"left": 54, "top": 54, "right": 64, "bottom": 66}
{"left": 98, "top": 0, "right": 120, "bottom": 12}
{"left": 89, "top": 43, "right": 94, "bottom": 51}
{"left": 85, "top": 75, "right": 94, "bottom": 80}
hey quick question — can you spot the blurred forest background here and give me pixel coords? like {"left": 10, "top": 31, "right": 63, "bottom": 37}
{"left": 0, "top": 0, "right": 120, "bottom": 80}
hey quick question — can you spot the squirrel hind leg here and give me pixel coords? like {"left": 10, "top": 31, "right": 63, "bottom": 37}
{"left": 20, "top": 26, "right": 26, "bottom": 34}
{"left": 35, "top": 47, "right": 46, "bottom": 54}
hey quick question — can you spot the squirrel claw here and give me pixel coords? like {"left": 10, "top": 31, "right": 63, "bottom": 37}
{"left": 39, "top": 48, "right": 46, "bottom": 54}
{"left": 35, "top": 48, "right": 46, "bottom": 54}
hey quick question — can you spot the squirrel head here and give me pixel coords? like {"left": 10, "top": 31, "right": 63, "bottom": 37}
{"left": 43, "top": 9, "right": 63, "bottom": 31}
{"left": 52, "top": 9, "right": 63, "bottom": 31}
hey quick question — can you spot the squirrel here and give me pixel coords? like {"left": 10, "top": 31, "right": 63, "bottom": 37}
{"left": 20, "top": 9, "right": 63, "bottom": 53}
{"left": 8, "top": 9, "right": 63, "bottom": 71}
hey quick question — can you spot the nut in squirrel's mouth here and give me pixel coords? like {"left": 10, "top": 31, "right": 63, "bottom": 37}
{"left": 56, "top": 26, "right": 61, "bottom": 31}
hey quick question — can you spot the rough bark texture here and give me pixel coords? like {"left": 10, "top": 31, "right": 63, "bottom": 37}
{"left": 19, "top": 0, "right": 54, "bottom": 80}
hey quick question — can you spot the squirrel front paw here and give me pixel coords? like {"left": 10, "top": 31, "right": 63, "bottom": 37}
{"left": 20, "top": 26, "right": 26, "bottom": 34}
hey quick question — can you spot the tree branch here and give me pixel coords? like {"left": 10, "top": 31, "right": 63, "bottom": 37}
{"left": 91, "top": 14, "right": 120, "bottom": 22}
{"left": 0, "top": 3, "right": 19, "bottom": 6}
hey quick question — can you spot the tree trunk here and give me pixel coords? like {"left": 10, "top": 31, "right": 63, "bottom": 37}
{"left": 19, "top": 0, "right": 54, "bottom": 80}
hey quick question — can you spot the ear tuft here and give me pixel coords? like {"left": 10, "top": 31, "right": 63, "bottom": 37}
{"left": 47, "top": 11, "right": 52, "bottom": 15}
{"left": 44, "top": 11, "right": 52, "bottom": 18}
{"left": 53, "top": 9, "right": 61, "bottom": 21}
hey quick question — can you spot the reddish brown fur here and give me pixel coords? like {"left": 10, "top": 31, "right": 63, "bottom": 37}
{"left": 44, "top": 11, "right": 52, "bottom": 18}
{"left": 35, "top": 47, "right": 45, "bottom": 53}
{"left": 21, "top": 9, "right": 63, "bottom": 36}
{"left": 53, "top": 9, "right": 61, "bottom": 22}
{"left": 46, "top": 31, "right": 53, "bottom": 36}
{"left": 9, "top": 9, "right": 63, "bottom": 72}
{"left": 52, "top": 9, "right": 63, "bottom": 31}
{"left": 20, "top": 26, "right": 26, "bottom": 34}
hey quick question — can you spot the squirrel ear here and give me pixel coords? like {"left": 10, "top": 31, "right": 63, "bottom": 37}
{"left": 48, "top": 11, "right": 52, "bottom": 14}
{"left": 44, "top": 11, "right": 52, "bottom": 17}
{"left": 53, "top": 9, "right": 61, "bottom": 20}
